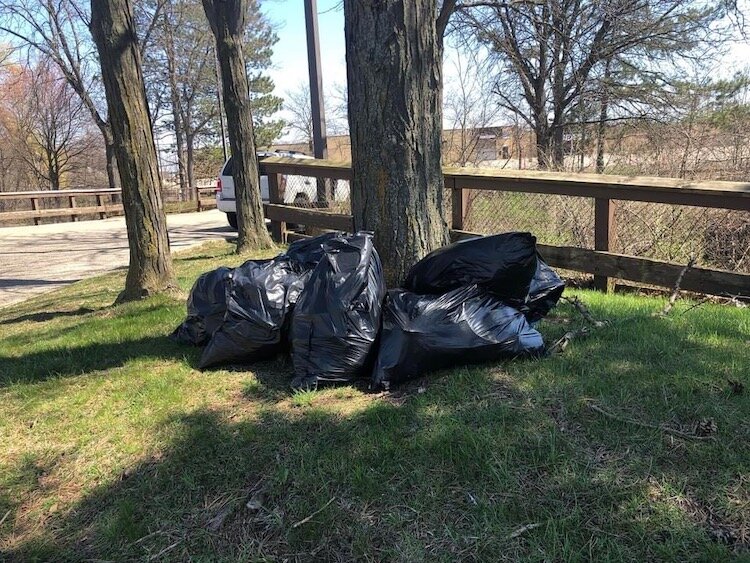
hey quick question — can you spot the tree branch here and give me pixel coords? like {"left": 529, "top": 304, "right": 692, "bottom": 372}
{"left": 437, "top": 0, "right": 457, "bottom": 36}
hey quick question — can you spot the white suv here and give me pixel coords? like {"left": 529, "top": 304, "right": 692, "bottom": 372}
{"left": 215, "top": 151, "right": 349, "bottom": 229}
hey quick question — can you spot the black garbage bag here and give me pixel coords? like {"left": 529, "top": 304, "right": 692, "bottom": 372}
{"left": 290, "top": 232, "right": 386, "bottom": 390}
{"left": 522, "top": 258, "right": 565, "bottom": 323}
{"left": 402, "top": 232, "right": 538, "bottom": 303}
{"left": 283, "top": 231, "right": 343, "bottom": 270}
{"left": 372, "top": 285, "right": 545, "bottom": 390}
{"left": 199, "top": 258, "right": 302, "bottom": 369}
{"left": 171, "top": 266, "right": 232, "bottom": 346}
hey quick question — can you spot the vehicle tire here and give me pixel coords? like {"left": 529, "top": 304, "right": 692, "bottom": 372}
{"left": 226, "top": 212, "right": 237, "bottom": 230}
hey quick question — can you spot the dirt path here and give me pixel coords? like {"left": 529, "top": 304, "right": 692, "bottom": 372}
{"left": 0, "top": 210, "right": 232, "bottom": 309}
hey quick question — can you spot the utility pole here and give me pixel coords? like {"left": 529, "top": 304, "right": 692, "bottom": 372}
{"left": 304, "top": 0, "right": 329, "bottom": 205}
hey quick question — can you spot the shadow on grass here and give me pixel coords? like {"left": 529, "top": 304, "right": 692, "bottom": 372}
{"left": 1, "top": 298, "right": 748, "bottom": 561}
{"left": 0, "top": 334, "right": 200, "bottom": 387}
{"left": 0, "top": 390, "right": 593, "bottom": 561}
{"left": 0, "top": 307, "right": 97, "bottom": 326}
{"left": 5, "top": 366, "right": 744, "bottom": 562}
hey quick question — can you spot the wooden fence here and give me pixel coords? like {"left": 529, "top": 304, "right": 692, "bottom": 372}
{"left": 0, "top": 185, "right": 217, "bottom": 225}
{"left": 258, "top": 156, "right": 750, "bottom": 298}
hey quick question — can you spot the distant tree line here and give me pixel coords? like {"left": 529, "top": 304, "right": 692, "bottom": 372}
{"left": 0, "top": 0, "right": 282, "bottom": 195}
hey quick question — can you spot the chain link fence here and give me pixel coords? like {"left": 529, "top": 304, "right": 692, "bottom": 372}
{"left": 461, "top": 190, "right": 750, "bottom": 274}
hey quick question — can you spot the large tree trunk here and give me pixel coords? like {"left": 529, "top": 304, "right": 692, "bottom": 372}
{"left": 90, "top": 0, "right": 176, "bottom": 303}
{"left": 202, "top": 0, "right": 273, "bottom": 253}
{"left": 552, "top": 123, "right": 565, "bottom": 170}
{"left": 344, "top": 0, "right": 450, "bottom": 285}
{"left": 534, "top": 122, "right": 552, "bottom": 170}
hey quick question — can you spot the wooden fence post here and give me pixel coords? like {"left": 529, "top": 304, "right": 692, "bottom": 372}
{"left": 69, "top": 195, "right": 78, "bottom": 222}
{"left": 268, "top": 172, "right": 285, "bottom": 242}
{"left": 30, "top": 197, "right": 40, "bottom": 225}
{"left": 450, "top": 178, "right": 468, "bottom": 231}
{"left": 593, "top": 197, "right": 616, "bottom": 292}
{"left": 195, "top": 184, "right": 202, "bottom": 212}
{"left": 96, "top": 194, "right": 107, "bottom": 219}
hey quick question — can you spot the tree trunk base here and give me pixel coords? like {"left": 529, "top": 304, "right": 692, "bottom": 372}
{"left": 114, "top": 281, "right": 180, "bottom": 304}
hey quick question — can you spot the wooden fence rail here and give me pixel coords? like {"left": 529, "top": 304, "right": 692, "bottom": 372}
{"left": 258, "top": 156, "right": 750, "bottom": 298}
{"left": 0, "top": 185, "right": 216, "bottom": 225}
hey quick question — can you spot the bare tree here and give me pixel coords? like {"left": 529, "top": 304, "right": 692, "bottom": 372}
{"left": 283, "top": 81, "right": 349, "bottom": 150}
{"left": 443, "top": 49, "right": 503, "bottom": 166}
{"left": 14, "top": 62, "right": 94, "bottom": 189}
{"left": 203, "top": 0, "right": 273, "bottom": 252}
{"left": 453, "top": 0, "right": 730, "bottom": 169}
{"left": 90, "top": 0, "right": 176, "bottom": 302}
{"left": 344, "top": 0, "right": 455, "bottom": 285}
{"left": 284, "top": 83, "right": 314, "bottom": 150}
{"left": 0, "top": 0, "right": 122, "bottom": 189}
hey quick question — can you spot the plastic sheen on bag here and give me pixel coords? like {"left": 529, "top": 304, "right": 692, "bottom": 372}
{"left": 283, "top": 231, "right": 343, "bottom": 270}
{"left": 372, "top": 285, "right": 545, "bottom": 390}
{"left": 402, "top": 232, "right": 538, "bottom": 304}
{"left": 290, "top": 232, "right": 386, "bottom": 390}
{"left": 522, "top": 258, "right": 565, "bottom": 323}
{"left": 171, "top": 266, "right": 232, "bottom": 346}
{"left": 199, "top": 258, "right": 302, "bottom": 369}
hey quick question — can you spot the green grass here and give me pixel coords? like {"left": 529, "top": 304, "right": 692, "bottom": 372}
{"left": 0, "top": 241, "right": 748, "bottom": 562}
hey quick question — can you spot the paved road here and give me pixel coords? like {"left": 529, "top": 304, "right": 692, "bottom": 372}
{"left": 0, "top": 210, "right": 233, "bottom": 309}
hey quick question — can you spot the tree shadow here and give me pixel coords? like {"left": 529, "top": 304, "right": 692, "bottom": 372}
{"left": 4, "top": 354, "right": 744, "bottom": 562}
{"left": 1, "top": 298, "right": 747, "bottom": 560}
{"left": 0, "top": 334, "right": 200, "bottom": 387}
{"left": 0, "top": 307, "right": 97, "bottom": 326}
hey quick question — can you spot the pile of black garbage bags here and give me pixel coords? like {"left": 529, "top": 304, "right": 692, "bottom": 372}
{"left": 172, "top": 231, "right": 565, "bottom": 391}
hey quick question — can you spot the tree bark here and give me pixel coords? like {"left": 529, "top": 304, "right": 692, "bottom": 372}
{"left": 202, "top": 0, "right": 273, "bottom": 253}
{"left": 104, "top": 133, "right": 118, "bottom": 189}
{"left": 596, "top": 59, "right": 611, "bottom": 174}
{"left": 163, "top": 12, "right": 188, "bottom": 201}
{"left": 186, "top": 132, "right": 196, "bottom": 201}
{"left": 344, "top": 0, "right": 450, "bottom": 285}
{"left": 90, "top": 0, "right": 176, "bottom": 302}
{"left": 552, "top": 122, "right": 565, "bottom": 170}
{"left": 48, "top": 152, "right": 60, "bottom": 190}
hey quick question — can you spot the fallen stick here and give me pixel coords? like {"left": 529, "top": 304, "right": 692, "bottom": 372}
{"left": 562, "top": 296, "right": 608, "bottom": 328}
{"left": 547, "top": 326, "right": 591, "bottom": 355}
{"left": 586, "top": 400, "right": 715, "bottom": 442}
{"left": 291, "top": 497, "right": 336, "bottom": 529}
{"left": 148, "top": 540, "right": 182, "bottom": 561}
{"left": 507, "top": 523, "right": 541, "bottom": 539}
{"left": 0, "top": 509, "right": 10, "bottom": 527}
{"left": 657, "top": 257, "right": 696, "bottom": 317}
{"left": 550, "top": 256, "right": 697, "bottom": 356}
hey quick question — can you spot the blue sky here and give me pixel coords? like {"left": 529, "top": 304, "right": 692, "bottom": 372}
{"left": 261, "top": 0, "right": 347, "bottom": 103}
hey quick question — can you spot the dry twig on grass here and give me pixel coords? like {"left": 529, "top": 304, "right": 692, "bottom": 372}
{"left": 148, "top": 540, "right": 183, "bottom": 561}
{"left": 547, "top": 326, "right": 591, "bottom": 355}
{"left": 656, "top": 256, "right": 696, "bottom": 317}
{"left": 585, "top": 400, "right": 716, "bottom": 442}
{"left": 562, "top": 296, "right": 609, "bottom": 328}
{"left": 507, "top": 522, "right": 541, "bottom": 539}
{"left": 550, "top": 257, "right": 698, "bottom": 356}
{"left": 291, "top": 497, "right": 336, "bottom": 529}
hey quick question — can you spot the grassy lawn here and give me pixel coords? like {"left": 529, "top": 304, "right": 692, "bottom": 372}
{"left": 0, "top": 241, "right": 748, "bottom": 562}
